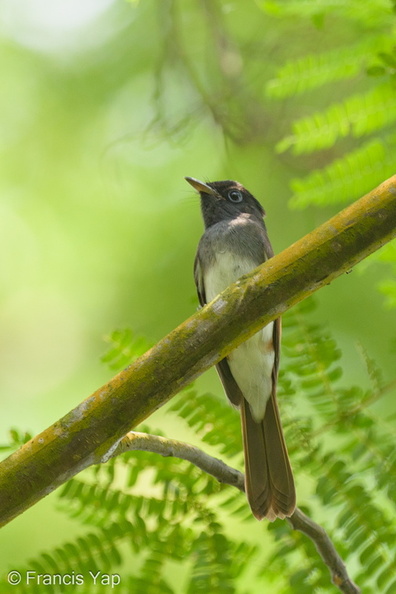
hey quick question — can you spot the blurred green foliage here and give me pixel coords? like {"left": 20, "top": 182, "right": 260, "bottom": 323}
{"left": 3, "top": 299, "right": 396, "bottom": 593}
{"left": 1, "top": 0, "right": 396, "bottom": 591}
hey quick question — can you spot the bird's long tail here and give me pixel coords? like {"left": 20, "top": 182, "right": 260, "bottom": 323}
{"left": 240, "top": 394, "right": 296, "bottom": 521}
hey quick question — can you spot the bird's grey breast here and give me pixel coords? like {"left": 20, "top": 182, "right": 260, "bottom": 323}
{"left": 198, "top": 216, "right": 267, "bottom": 302}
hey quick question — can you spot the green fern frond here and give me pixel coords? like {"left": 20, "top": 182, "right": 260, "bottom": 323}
{"left": 288, "top": 135, "right": 396, "bottom": 208}
{"left": 187, "top": 532, "right": 237, "bottom": 594}
{"left": 0, "top": 428, "right": 33, "bottom": 454}
{"left": 101, "top": 328, "right": 151, "bottom": 372}
{"left": 168, "top": 390, "right": 242, "bottom": 459}
{"left": 355, "top": 242, "right": 396, "bottom": 308}
{"left": 281, "top": 301, "right": 344, "bottom": 421}
{"left": 280, "top": 300, "right": 396, "bottom": 507}
{"left": 356, "top": 342, "right": 384, "bottom": 394}
{"left": 317, "top": 453, "right": 396, "bottom": 589}
{"left": 134, "top": 548, "right": 174, "bottom": 594}
{"left": 21, "top": 526, "right": 126, "bottom": 589}
{"left": 266, "top": 504, "right": 343, "bottom": 592}
{"left": 260, "top": 0, "right": 392, "bottom": 27}
{"left": 59, "top": 449, "right": 224, "bottom": 529}
{"left": 277, "top": 83, "right": 396, "bottom": 154}
{"left": 128, "top": 575, "right": 175, "bottom": 594}
{"left": 55, "top": 471, "right": 256, "bottom": 592}
{"left": 10, "top": 299, "right": 396, "bottom": 593}
{"left": 266, "top": 40, "right": 378, "bottom": 99}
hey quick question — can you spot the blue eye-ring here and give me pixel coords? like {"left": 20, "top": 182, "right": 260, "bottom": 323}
{"left": 228, "top": 189, "right": 243, "bottom": 203}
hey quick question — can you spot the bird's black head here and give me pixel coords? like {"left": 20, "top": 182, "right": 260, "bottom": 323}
{"left": 185, "top": 177, "right": 265, "bottom": 229}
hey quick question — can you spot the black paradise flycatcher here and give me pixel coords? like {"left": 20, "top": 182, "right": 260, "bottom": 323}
{"left": 186, "top": 176, "right": 296, "bottom": 521}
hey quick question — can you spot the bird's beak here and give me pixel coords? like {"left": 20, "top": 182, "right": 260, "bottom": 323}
{"left": 185, "top": 177, "right": 218, "bottom": 196}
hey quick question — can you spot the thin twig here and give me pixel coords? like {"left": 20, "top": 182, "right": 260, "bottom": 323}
{"left": 111, "top": 431, "right": 244, "bottom": 490}
{"left": 287, "top": 509, "right": 360, "bottom": 594}
{"left": 109, "top": 431, "right": 360, "bottom": 594}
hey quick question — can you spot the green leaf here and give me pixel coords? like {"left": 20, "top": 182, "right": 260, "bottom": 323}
{"left": 289, "top": 135, "right": 396, "bottom": 208}
{"left": 101, "top": 328, "right": 151, "bottom": 371}
{"left": 266, "top": 40, "right": 377, "bottom": 99}
{"left": 277, "top": 84, "right": 396, "bottom": 155}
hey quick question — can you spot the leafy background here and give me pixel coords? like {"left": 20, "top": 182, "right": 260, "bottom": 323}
{"left": 0, "top": 0, "right": 396, "bottom": 592}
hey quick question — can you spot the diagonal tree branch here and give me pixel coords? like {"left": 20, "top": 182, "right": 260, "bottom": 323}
{"left": 112, "top": 431, "right": 360, "bottom": 594}
{"left": 0, "top": 175, "right": 395, "bottom": 528}
{"left": 288, "top": 509, "right": 360, "bottom": 594}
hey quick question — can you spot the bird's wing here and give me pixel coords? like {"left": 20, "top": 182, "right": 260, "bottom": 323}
{"left": 216, "top": 359, "right": 243, "bottom": 407}
{"left": 195, "top": 251, "right": 242, "bottom": 406}
{"left": 193, "top": 253, "right": 206, "bottom": 307}
{"left": 272, "top": 316, "right": 281, "bottom": 386}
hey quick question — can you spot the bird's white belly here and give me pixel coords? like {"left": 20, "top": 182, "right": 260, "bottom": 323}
{"left": 204, "top": 252, "right": 274, "bottom": 422}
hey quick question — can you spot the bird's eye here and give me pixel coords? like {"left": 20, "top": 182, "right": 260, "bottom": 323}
{"left": 227, "top": 189, "right": 243, "bottom": 203}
